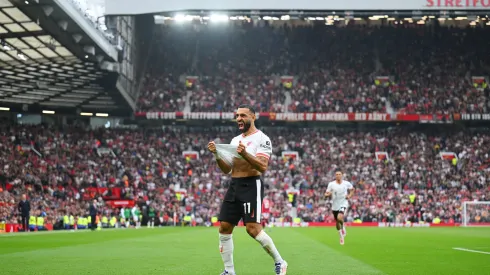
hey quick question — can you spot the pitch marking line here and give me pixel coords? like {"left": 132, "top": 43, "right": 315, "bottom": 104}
{"left": 453, "top": 247, "right": 490, "bottom": 255}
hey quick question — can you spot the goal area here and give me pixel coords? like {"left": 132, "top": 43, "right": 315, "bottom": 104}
{"left": 462, "top": 201, "right": 490, "bottom": 227}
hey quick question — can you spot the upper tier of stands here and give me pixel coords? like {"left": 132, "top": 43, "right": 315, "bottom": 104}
{"left": 137, "top": 23, "right": 490, "bottom": 114}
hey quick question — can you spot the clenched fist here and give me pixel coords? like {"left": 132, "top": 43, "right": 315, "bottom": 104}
{"left": 237, "top": 140, "right": 247, "bottom": 156}
{"left": 208, "top": 141, "right": 217, "bottom": 154}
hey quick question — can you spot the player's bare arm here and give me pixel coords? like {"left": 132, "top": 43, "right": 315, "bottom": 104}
{"left": 208, "top": 141, "right": 232, "bottom": 174}
{"left": 237, "top": 141, "right": 269, "bottom": 173}
{"left": 346, "top": 188, "right": 355, "bottom": 199}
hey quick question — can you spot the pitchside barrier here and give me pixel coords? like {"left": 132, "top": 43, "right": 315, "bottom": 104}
{"left": 0, "top": 224, "right": 54, "bottom": 233}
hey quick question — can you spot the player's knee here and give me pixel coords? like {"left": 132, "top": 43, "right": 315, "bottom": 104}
{"left": 219, "top": 221, "right": 234, "bottom": 234}
{"left": 245, "top": 223, "right": 261, "bottom": 238}
{"left": 337, "top": 214, "right": 345, "bottom": 222}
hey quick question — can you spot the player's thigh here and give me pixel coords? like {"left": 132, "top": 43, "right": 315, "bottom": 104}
{"left": 241, "top": 195, "right": 263, "bottom": 224}
{"left": 241, "top": 194, "right": 265, "bottom": 224}
{"left": 219, "top": 200, "right": 241, "bottom": 226}
{"left": 332, "top": 211, "right": 339, "bottom": 221}
{"left": 239, "top": 179, "right": 264, "bottom": 225}
{"left": 337, "top": 206, "right": 348, "bottom": 220}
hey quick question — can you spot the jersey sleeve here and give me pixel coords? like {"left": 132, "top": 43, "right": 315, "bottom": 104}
{"left": 326, "top": 182, "right": 332, "bottom": 192}
{"left": 347, "top": 181, "right": 354, "bottom": 190}
{"left": 256, "top": 134, "right": 272, "bottom": 159}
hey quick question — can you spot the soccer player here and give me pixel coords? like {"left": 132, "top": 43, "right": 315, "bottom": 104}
{"left": 325, "top": 169, "right": 355, "bottom": 245}
{"left": 148, "top": 206, "right": 156, "bottom": 228}
{"left": 262, "top": 195, "right": 272, "bottom": 229}
{"left": 208, "top": 104, "right": 288, "bottom": 275}
{"left": 131, "top": 205, "right": 141, "bottom": 229}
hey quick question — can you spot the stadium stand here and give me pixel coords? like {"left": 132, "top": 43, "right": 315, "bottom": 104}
{"left": 138, "top": 23, "right": 490, "bottom": 113}
{"left": 0, "top": 2, "right": 489, "bottom": 234}
{"left": 1, "top": 124, "right": 489, "bottom": 228}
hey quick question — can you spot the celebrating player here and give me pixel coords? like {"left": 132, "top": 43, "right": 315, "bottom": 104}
{"left": 208, "top": 104, "right": 288, "bottom": 275}
{"left": 325, "top": 170, "right": 355, "bottom": 245}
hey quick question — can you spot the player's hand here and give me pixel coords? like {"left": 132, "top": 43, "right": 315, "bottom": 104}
{"left": 324, "top": 191, "right": 332, "bottom": 197}
{"left": 237, "top": 141, "right": 246, "bottom": 156}
{"left": 346, "top": 195, "right": 351, "bottom": 199}
{"left": 207, "top": 141, "right": 217, "bottom": 154}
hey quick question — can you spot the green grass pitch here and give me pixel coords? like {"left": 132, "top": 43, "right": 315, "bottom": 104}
{"left": 1, "top": 227, "right": 489, "bottom": 275}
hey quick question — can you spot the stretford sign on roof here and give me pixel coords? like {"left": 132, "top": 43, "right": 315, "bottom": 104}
{"left": 105, "top": 0, "right": 490, "bottom": 15}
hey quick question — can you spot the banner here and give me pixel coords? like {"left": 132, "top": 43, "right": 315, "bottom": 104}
{"left": 134, "top": 112, "right": 482, "bottom": 123}
{"left": 471, "top": 76, "right": 488, "bottom": 89}
{"left": 183, "top": 151, "right": 199, "bottom": 160}
{"left": 106, "top": 0, "right": 490, "bottom": 15}
{"left": 270, "top": 112, "right": 385, "bottom": 122}
{"left": 458, "top": 113, "right": 490, "bottom": 121}
{"left": 84, "top": 187, "right": 122, "bottom": 200}
{"left": 0, "top": 223, "right": 5, "bottom": 234}
{"left": 211, "top": 221, "right": 467, "bottom": 227}
{"left": 374, "top": 76, "right": 393, "bottom": 87}
{"left": 97, "top": 148, "right": 116, "bottom": 158}
{"left": 379, "top": 222, "right": 431, "bottom": 227}
{"left": 375, "top": 151, "right": 389, "bottom": 161}
{"left": 281, "top": 151, "right": 299, "bottom": 160}
{"left": 419, "top": 114, "right": 452, "bottom": 124}
{"left": 106, "top": 200, "right": 135, "bottom": 208}
{"left": 440, "top": 152, "right": 457, "bottom": 160}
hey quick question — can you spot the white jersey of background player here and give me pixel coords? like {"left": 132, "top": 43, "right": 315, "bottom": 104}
{"left": 325, "top": 170, "right": 354, "bottom": 245}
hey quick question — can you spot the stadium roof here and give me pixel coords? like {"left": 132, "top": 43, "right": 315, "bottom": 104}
{"left": 0, "top": 0, "right": 129, "bottom": 115}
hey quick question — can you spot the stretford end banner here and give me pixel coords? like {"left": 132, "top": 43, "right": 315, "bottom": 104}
{"left": 134, "top": 112, "right": 490, "bottom": 122}
{"left": 105, "top": 0, "right": 490, "bottom": 15}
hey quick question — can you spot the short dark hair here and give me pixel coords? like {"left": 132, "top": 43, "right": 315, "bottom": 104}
{"left": 335, "top": 169, "right": 343, "bottom": 174}
{"left": 237, "top": 104, "right": 255, "bottom": 114}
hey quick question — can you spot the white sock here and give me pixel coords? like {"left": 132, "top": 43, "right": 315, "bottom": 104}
{"left": 219, "top": 233, "right": 235, "bottom": 273}
{"left": 255, "top": 230, "right": 284, "bottom": 263}
{"left": 338, "top": 230, "right": 343, "bottom": 237}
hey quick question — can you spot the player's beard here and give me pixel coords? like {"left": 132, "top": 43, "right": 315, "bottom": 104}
{"left": 239, "top": 120, "right": 252, "bottom": 133}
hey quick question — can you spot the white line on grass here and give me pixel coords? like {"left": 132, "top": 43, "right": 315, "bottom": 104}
{"left": 453, "top": 247, "right": 490, "bottom": 255}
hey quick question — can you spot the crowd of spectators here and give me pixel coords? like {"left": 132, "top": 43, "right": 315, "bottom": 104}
{"left": 1, "top": 123, "right": 489, "bottom": 228}
{"left": 137, "top": 22, "right": 490, "bottom": 114}
{"left": 68, "top": 0, "right": 117, "bottom": 44}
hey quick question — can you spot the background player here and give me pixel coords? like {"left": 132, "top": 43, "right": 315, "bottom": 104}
{"left": 208, "top": 104, "right": 288, "bottom": 275}
{"left": 262, "top": 195, "right": 272, "bottom": 229}
{"left": 325, "top": 170, "right": 355, "bottom": 245}
{"left": 131, "top": 205, "right": 141, "bottom": 229}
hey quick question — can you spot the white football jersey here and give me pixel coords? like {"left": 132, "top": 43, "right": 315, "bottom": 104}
{"left": 327, "top": 180, "right": 354, "bottom": 211}
{"left": 230, "top": 130, "right": 272, "bottom": 160}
